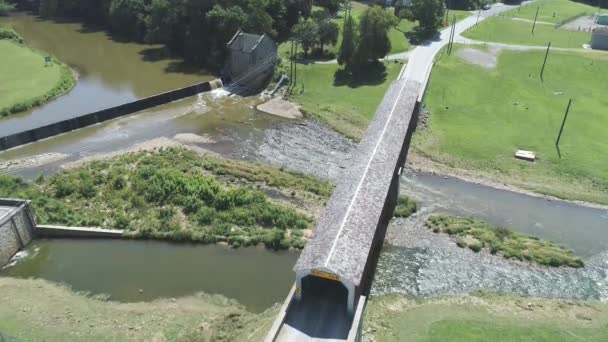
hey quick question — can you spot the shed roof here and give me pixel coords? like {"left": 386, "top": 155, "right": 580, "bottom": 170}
{"left": 227, "top": 30, "right": 266, "bottom": 53}
{"left": 293, "top": 79, "right": 420, "bottom": 286}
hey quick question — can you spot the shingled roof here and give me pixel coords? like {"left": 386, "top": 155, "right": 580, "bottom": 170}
{"left": 294, "top": 79, "right": 420, "bottom": 286}
{"left": 227, "top": 30, "right": 266, "bottom": 53}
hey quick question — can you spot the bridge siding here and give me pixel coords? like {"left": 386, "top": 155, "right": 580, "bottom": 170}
{"left": 293, "top": 79, "right": 420, "bottom": 287}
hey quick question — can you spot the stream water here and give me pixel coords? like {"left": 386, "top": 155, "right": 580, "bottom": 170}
{"left": 1, "top": 13, "right": 607, "bottom": 310}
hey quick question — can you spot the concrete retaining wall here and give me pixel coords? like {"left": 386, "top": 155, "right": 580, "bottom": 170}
{"left": 36, "top": 225, "right": 124, "bottom": 238}
{"left": 0, "top": 79, "right": 222, "bottom": 152}
{"left": 0, "top": 199, "right": 36, "bottom": 268}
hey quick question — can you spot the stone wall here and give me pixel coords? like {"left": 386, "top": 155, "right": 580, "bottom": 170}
{"left": 0, "top": 200, "right": 36, "bottom": 268}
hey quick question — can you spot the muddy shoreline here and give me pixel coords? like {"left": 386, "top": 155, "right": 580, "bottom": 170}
{"left": 407, "top": 151, "right": 608, "bottom": 211}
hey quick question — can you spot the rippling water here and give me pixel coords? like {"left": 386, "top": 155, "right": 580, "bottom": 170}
{"left": 372, "top": 214, "right": 608, "bottom": 302}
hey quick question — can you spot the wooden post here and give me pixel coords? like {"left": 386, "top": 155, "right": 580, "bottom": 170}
{"left": 540, "top": 42, "right": 551, "bottom": 81}
{"left": 532, "top": 6, "right": 540, "bottom": 34}
{"left": 555, "top": 99, "right": 573, "bottom": 153}
{"left": 476, "top": 9, "right": 481, "bottom": 26}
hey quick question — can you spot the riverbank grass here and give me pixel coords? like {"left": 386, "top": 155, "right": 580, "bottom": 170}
{"left": 291, "top": 61, "right": 402, "bottom": 140}
{"left": 425, "top": 215, "right": 583, "bottom": 268}
{"left": 505, "top": 0, "right": 602, "bottom": 24}
{"left": 0, "top": 35, "right": 74, "bottom": 116}
{"left": 366, "top": 294, "right": 608, "bottom": 341}
{"left": 417, "top": 46, "right": 608, "bottom": 204}
{"left": 462, "top": 17, "right": 590, "bottom": 48}
{"left": 0, "top": 148, "right": 332, "bottom": 249}
{"left": 0, "top": 277, "right": 275, "bottom": 341}
{"left": 393, "top": 195, "right": 417, "bottom": 218}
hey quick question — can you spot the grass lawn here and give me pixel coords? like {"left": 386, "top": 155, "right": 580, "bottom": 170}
{"left": 425, "top": 215, "right": 583, "bottom": 267}
{"left": 290, "top": 61, "right": 403, "bottom": 140}
{"left": 318, "top": 2, "right": 414, "bottom": 57}
{"left": 0, "top": 38, "right": 74, "bottom": 116}
{"left": 505, "top": 0, "right": 603, "bottom": 24}
{"left": 417, "top": 45, "right": 608, "bottom": 204}
{"left": 462, "top": 17, "right": 591, "bottom": 48}
{"left": 443, "top": 9, "right": 473, "bottom": 27}
{"left": 0, "top": 277, "right": 277, "bottom": 341}
{"left": 367, "top": 294, "right": 608, "bottom": 342}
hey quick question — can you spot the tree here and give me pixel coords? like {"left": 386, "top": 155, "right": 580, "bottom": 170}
{"left": 0, "top": 0, "right": 15, "bottom": 16}
{"left": 337, "top": 14, "right": 356, "bottom": 68}
{"left": 354, "top": 6, "right": 396, "bottom": 66}
{"left": 317, "top": 19, "right": 339, "bottom": 52}
{"left": 315, "top": 0, "right": 345, "bottom": 12}
{"left": 245, "top": 0, "right": 275, "bottom": 36}
{"left": 108, "top": 0, "right": 147, "bottom": 40}
{"left": 291, "top": 18, "right": 319, "bottom": 57}
{"left": 411, "top": 0, "right": 445, "bottom": 33}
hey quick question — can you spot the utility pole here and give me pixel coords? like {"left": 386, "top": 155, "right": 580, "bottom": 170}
{"left": 448, "top": 15, "right": 456, "bottom": 55}
{"left": 540, "top": 42, "right": 551, "bottom": 81}
{"left": 476, "top": 9, "right": 481, "bottom": 26}
{"left": 532, "top": 6, "right": 540, "bottom": 34}
{"left": 555, "top": 99, "right": 573, "bottom": 158}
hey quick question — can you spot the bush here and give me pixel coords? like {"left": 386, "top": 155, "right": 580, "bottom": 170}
{"left": 426, "top": 215, "right": 583, "bottom": 268}
{"left": 394, "top": 195, "right": 417, "bottom": 218}
{"left": 0, "top": 1, "right": 16, "bottom": 17}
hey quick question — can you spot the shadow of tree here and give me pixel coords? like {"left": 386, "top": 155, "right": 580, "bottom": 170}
{"left": 406, "top": 26, "right": 441, "bottom": 46}
{"left": 333, "top": 62, "right": 388, "bottom": 88}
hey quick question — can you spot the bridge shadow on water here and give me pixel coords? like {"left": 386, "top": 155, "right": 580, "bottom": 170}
{"left": 283, "top": 276, "right": 352, "bottom": 340}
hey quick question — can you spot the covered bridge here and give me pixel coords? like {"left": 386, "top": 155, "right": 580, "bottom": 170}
{"left": 292, "top": 79, "right": 420, "bottom": 315}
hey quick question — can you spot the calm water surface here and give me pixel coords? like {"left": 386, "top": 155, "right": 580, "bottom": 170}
{"left": 1, "top": 239, "right": 298, "bottom": 312}
{"left": 0, "top": 13, "right": 211, "bottom": 136}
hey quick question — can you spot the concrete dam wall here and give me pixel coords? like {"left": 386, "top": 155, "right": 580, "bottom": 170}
{"left": 0, "top": 199, "right": 36, "bottom": 268}
{"left": 0, "top": 79, "right": 223, "bottom": 152}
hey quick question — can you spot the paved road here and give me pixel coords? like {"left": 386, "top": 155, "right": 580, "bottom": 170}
{"left": 401, "top": 1, "right": 536, "bottom": 92}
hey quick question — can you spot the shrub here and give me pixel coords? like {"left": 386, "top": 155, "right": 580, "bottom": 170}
{"left": 393, "top": 195, "right": 417, "bottom": 218}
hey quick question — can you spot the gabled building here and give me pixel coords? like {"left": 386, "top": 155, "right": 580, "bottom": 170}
{"left": 225, "top": 30, "right": 278, "bottom": 92}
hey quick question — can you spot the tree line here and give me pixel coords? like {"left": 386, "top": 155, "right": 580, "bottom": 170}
{"left": 30, "top": 0, "right": 325, "bottom": 70}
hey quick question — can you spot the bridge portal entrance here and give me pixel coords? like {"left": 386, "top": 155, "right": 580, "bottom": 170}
{"left": 285, "top": 274, "right": 353, "bottom": 339}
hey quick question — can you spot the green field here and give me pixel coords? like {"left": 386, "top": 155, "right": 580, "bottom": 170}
{"left": 291, "top": 61, "right": 402, "bottom": 140}
{"left": 367, "top": 294, "right": 608, "bottom": 342}
{"left": 506, "top": 0, "right": 602, "bottom": 24}
{"left": 0, "top": 37, "right": 74, "bottom": 116}
{"left": 463, "top": 17, "right": 591, "bottom": 48}
{"left": 417, "top": 46, "right": 608, "bottom": 204}
{"left": 318, "top": 2, "right": 414, "bottom": 57}
{"left": 444, "top": 9, "right": 473, "bottom": 27}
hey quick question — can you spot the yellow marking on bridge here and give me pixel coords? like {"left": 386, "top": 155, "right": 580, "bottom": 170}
{"left": 311, "top": 269, "right": 340, "bottom": 282}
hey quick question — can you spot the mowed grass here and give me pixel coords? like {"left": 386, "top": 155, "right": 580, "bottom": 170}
{"left": 367, "top": 294, "right": 608, "bottom": 342}
{"left": 506, "top": 0, "right": 602, "bottom": 24}
{"left": 0, "top": 40, "right": 64, "bottom": 112}
{"left": 463, "top": 17, "right": 591, "bottom": 48}
{"left": 291, "top": 61, "right": 402, "bottom": 140}
{"left": 319, "top": 2, "right": 414, "bottom": 57}
{"left": 418, "top": 46, "right": 608, "bottom": 204}
{"left": 443, "top": 9, "right": 473, "bottom": 27}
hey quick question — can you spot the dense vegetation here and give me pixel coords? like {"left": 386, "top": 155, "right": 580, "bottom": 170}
{"left": 0, "top": 0, "right": 14, "bottom": 15}
{"left": 0, "top": 29, "right": 75, "bottom": 116}
{"left": 28, "top": 0, "right": 321, "bottom": 70}
{"left": 426, "top": 215, "right": 584, "bottom": 268}
{"left": 393, "top": 195, "right": 417, "bottom": 218}
{"left": 0, "top": 148, "right": 333, "bottom": 249}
